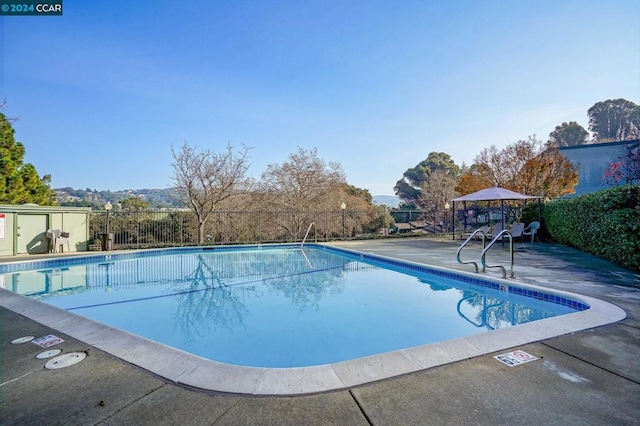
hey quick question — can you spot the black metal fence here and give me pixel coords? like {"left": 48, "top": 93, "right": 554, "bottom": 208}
{"left": 88, "top": 206, "right": 512, "bottom": 250}
{"left": 89, "top": 209, "right": 388, "bottom": 250}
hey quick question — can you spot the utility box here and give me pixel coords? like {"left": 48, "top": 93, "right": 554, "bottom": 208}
{"left": 0, "top": 204, "right": 91, "bottom": 256}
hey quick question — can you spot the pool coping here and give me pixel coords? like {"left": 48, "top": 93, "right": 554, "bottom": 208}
{"left": 0, "top": 244, "right": 627, "bottom": 396}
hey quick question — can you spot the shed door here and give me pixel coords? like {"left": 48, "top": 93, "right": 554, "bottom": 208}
{"left": 17, "top": 214, "right": 49, "bottom": 254}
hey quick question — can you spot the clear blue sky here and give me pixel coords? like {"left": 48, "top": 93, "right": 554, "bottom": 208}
{"left": 1, "top": 0, "right": 639, "bottom": 195}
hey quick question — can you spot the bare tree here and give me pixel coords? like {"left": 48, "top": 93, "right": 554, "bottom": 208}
{"left": 474, "top": 137, "right": 542, "bottom": 188}
{"left": 0, "top": 97, "right": 18, "bottom": 123}
{"left": 260, "top": 147, "right": 346, "bottom": 238}
{"left": 470, "top": 135, "right": 577, "bottom": 200}
{"left": 171, "top": 142, "right": 251, "bottom": 243}
{"left": 418, "top": 169, "right": 457, "bottom": 230}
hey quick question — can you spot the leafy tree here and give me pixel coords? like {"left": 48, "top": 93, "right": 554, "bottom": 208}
{"left": 0, "top": 111, "right": 56, "bottom": 205}
{"left": 603, "top": 141, "right": 640, "bottom": 185}
{"left": 548, "top": 121, "right": 590, "bottom": 147}
{"left": 467, "top": 136, "right": 577, "bottom": 199}
{"left": 394, "top": 152, "right": 460, "bottom": 207}
{"left": 343, "top": 184, "right": 373, "bottom": 204}
{"left": 515, "top": 144, "right": 578, "bottom": 199}
{"left": 120, "top": 196, "right": 151, "bottom": 211}
{"left": 171, "top": 141, "right": 251, "bottom": 244}
{"left": 455, "top": 163, "right": 494, "bottom": 195}
{"left": 331, "top": 183, "right": 380, "bottom": 236}
{"left": 588, "top": 98, "right": 640, "bottom": 142}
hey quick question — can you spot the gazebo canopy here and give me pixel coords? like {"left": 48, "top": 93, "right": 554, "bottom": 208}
{"left": 452, "top": 186, "right": 540, "bottom": 202}
{"left": 450, "top": 187, "right": 541, "bottom": 240}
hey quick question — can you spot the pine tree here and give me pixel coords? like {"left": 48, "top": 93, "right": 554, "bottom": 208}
{"left": 0, "top": 112, "right": 57, "bottom": 205}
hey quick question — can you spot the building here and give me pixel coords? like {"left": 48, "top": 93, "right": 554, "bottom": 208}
{"left": 559, "top": 139, "right": 639, "bottom": 197}
{"left": 0, "top": 204, "right": 91, "bottom": 256}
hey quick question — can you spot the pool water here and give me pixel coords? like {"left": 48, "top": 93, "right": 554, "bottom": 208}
{"left": 2, "top": 245, "right": 582, "bottom": 368}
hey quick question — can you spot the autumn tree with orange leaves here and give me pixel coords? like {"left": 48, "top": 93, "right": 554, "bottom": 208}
{"left": 456, "top": 135, "right": 578, "bottom": 200}
{"left": 455, "top": 164, "right": 493, "bottom": 194}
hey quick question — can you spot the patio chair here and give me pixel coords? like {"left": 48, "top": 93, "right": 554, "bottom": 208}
{"left": 46, "top": 229, "right": 59, "bottom": 253}
{"left": 47, "top": 229, "right": 71, "bottom": 253}
{"left": 523, "top": 221, "right": 540, "bottom": 242}
{"left": 57, "top": 231, "right": 71, "bottom": 252}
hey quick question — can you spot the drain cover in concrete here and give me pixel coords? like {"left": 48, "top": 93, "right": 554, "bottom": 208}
{"left": 45, "top": 352, "right": 86, "bottom": 369}
{"left": 11, "top": 336, "right": 35, "bottom": 344}
{"left": 36, "top": 349, "right": 62, "bottom": 359}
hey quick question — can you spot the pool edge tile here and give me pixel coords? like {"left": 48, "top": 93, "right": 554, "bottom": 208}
{"left": 331, "top": 350, "right": 421, "bottom": 388}
{"left": 255, "top": 365, "right": 345, "bottom": 395}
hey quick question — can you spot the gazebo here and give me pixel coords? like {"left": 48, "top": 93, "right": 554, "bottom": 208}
{"left": 450, "top": 187, "right": 541, "bottom": 240}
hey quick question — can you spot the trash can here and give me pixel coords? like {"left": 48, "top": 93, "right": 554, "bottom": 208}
{"left": 101, "top": 233, "right": 114, "bottom": 251}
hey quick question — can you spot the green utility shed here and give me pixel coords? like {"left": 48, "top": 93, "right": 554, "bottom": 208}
{"left": 0, "top": 204, "right": 91, "bottom": 256}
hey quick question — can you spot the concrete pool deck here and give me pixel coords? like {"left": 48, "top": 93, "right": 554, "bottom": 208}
{"left": 1, "top": 238, "right": 639, "bottom": 424}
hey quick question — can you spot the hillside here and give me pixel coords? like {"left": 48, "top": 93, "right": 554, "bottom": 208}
{"left": 372, "top": 195, "right": 400, "bottom": 207}
{"left": 55, "top": 187, "right": 182, "bottom": 209}
{"left": 56, "top": 187, "right": 400, "bottom": 210}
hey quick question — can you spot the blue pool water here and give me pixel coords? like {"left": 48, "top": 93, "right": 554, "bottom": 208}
{"left": 1, "top": 245, "right": 586, "bottom": 368}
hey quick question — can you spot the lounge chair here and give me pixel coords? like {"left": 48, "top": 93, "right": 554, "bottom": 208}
{"left": 523, "top": 221, "right": 540, "bottom": 242}
{"left": 486, "top": 222, "right": 504, "bottom": 239}
{"left": 461, "top": 225, "right": 490, "bottom": 240}
{"left": 509, "top": 222, "right": 525, "bottom": 242}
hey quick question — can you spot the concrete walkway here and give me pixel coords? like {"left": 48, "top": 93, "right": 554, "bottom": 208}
{"left": 1, "top": 238, "right": 639, "bottom": 425}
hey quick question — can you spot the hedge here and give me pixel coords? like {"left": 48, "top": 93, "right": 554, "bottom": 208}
{"left": 542, "top": 184, "right": 640, "bottom": 272}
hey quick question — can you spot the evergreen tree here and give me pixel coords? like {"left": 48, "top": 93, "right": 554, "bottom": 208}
{"left": 394, "top": 152, "right": 460, "bottom": 207}
{"left": 549, "top": 121, "right": 590, "bottom": 147}
{"left": 0, "top": 112, "right": 57, "bottom": 205}
{"left": 588, "top": 98, "right": 640, "bottom": 142}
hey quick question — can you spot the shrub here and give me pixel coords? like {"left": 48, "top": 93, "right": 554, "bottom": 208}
{"left": 542, "top": 185, "right": 640, "bottom": 272}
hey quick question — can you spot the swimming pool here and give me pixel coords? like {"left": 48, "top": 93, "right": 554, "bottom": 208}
{"left": 0, "top": 243, "right": 626, "bottom": 395}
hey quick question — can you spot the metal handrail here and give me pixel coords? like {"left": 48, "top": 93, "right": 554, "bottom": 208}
{"left": 456, "top": 229, "right": 488, "bottom": 273}
{"left": 481, "top": 230, "right": 515, "bottom": 279}
{"left": 301, "top": 222, "right": 316, "bottom": 247}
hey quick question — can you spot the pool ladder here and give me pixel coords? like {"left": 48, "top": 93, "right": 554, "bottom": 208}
{"left": 301, "top": 222, "right": 316, "bottom": 247}
{"left": 457, "top": 229, "right": 515, "bottom": 279}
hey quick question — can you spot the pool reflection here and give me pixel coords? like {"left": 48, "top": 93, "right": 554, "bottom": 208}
{"left": 3, "top": 247, "right": 579, "bottom": 367}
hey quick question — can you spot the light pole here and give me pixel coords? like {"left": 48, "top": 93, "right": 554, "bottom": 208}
{"left": 444, "top": 202, "right": 450, "bottom": 238}
{"left": 384, "top": 206, "right": 389, "bottom": 236}
{"left": 104, "top": 201, "right": 112, "bottom": 251}
{"left": 104, "top": 201, "right": 112, "bottom": 234}
{"left": 341, "top": 202, "right": 346, "bottom": 238}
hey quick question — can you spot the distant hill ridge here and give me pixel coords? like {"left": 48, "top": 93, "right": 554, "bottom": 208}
{"left": 372, "top": 195, "right": 400, "bottom": 207}
{"left": 56, "top": 187, "right": 400, "bottom": 209}
{"left": 55, "top": 187, "right": 181, "bottom": 208}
